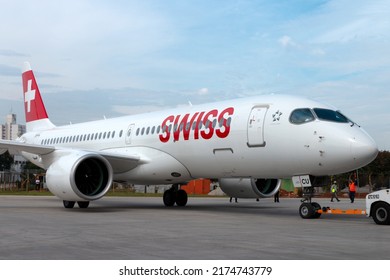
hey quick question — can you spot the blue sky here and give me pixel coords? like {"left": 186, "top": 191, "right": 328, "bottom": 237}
{"left": 0, "top": 0, "right": 389, "bottom": 150}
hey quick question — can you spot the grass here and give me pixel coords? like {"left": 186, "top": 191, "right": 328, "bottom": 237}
{"left": 0, "top": 188, "right": 213, "bottom": 197}
{"left": 0, "top": 189, "right": 54, "bottom": 196}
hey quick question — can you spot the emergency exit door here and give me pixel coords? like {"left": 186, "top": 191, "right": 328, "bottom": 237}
{"left": 125, "top": 123, "right": 135, "bottom": 145}
{"left": 247, "top": 106, "right": 268, "bottom": 147}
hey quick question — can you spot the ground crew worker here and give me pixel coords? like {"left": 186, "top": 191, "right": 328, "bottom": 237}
{"left": 330, "top": 181, "right": 340, "bottom": 202}
{"left": 274, "top": 189, "right": 280, "bottom": 203}
{"left": 35, "top": 177, "right": 41, "bottom": 191}
{"left": 348, "top": 180, "right": 356, "bottom": 203}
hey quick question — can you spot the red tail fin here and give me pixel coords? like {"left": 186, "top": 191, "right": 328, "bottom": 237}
{"left": 22, "top": 62, "right": 55, "bottom": 131}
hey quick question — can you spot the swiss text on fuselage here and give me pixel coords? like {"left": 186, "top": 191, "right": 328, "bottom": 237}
{"left": 159, "top": 107, "right": 234, "bottom": 142}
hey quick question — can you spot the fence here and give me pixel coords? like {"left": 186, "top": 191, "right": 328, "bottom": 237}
{"left": 0, "top": 169, "right": 44, "bottom": 191}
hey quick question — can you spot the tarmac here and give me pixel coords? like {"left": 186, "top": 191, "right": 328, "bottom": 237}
{"left": 0, "top": 195, "right": 389, "bottom": 260}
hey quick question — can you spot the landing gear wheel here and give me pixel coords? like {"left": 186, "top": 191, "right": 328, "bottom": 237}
{"left": 372, "top": 202, "right": 390, "bottom": 225}
{"left": 176, "top": 189, "right": 188, "bottom": 207}
{"left": 299, "top": 202, "right": 315, "bottom": 219}
{"left": 77, "top": 201, "right": 90, "bottom": 209}
{"left": 311, "top": 202, "right": 322, "bottom": 219}
{"left": 63, "top": 200, "right": 75, "bottom": 209}
{"left": 163, "top": 190, "right": 176, "bottom": 207}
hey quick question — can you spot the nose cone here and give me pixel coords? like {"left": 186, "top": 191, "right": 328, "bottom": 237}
{"left": 351, "top": 131, "right": 378, "bottom": 168}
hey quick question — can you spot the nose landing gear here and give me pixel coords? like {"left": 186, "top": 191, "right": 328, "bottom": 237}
{"left": 299, "top": 187, "right": 322, "bottom": 219}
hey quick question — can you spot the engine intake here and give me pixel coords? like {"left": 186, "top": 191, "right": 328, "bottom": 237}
{"left": 219, "top": 178, "right": 281, "bottom": 198}
{"left": 46, "top": 152, "right": 113, "bottom": 201}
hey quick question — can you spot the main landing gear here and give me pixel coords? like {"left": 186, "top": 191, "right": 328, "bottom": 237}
{"left": 299, "top": 187, "right": 321, "bottom": 219}
{"left": 63, "top": 200, "right": 90, "bottom": 209}
{"left": 163, "top": 184, "right": 188, "bottom": 207}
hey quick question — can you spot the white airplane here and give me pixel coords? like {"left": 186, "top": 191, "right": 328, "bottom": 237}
{"left": 0, "top": 62, "right": 378, "bottom": 218}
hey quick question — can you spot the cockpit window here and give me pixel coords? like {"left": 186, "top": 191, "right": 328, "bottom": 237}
{"left": 313, "top": 108, "right": 349, "bottom": 123}
{"left": 289, "top": 108, "right": 315, "bottom": 124}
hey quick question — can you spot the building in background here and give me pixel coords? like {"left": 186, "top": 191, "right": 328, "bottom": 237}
{"left": 1, "top": 114, "right": 26, "bottom": 140}
{"left": 1, "top": 114, "right": 27, "bottom": 186}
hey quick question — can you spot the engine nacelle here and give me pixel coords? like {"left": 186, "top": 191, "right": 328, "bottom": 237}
{"left": 46, "top": 152, "right": 113, "bottom": 201}
{"left": 219, "top": 178, "right": 281, "bottom": 198}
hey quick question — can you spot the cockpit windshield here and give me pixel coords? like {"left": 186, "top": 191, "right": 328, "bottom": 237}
{"left": 313, "top": 108, "right": 349, "bottom": 123}
{"left": 289, "top": 108, "right": 315, "bottom": 124}
{"left": 289, "top": 108, "right": 357, "bottom": 126}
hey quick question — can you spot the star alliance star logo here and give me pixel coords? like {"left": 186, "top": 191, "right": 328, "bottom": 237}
{"left": 272, "top": 110, "right": 282, "bottom": 122}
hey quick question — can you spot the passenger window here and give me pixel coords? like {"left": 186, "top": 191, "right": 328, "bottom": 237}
{"left": 227, "top": 117, "right": 232, "bottom": 127}
{"left": 119, "top": 130, "right": 123, "bottom": 137}
{"left": 219, "top": 118, "right": 224, "bottom": 127}
{"left": 290, "top": 109, "right": 315, "bottom": 124}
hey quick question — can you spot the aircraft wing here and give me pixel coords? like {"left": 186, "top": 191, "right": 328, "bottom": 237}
{"left": 0, "top": 139, "right": 55, "bottom": 155}
{"left": 94, "top": 150, "right": 141, "bottom": 173}
{"left": 0, "top": 140, "right": 140, "bottom": 173}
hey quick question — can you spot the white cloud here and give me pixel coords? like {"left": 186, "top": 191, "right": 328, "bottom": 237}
{"left": 278, "top": 35, "right": 298, "bottom": 48}
{"left": 197, "top": 88, "right": 209, "bottom": 95}
{"left": 310, "top": 48, "right": 326, "bottom": 56}
{"left": 111, "top": 105, "right": 167, "bottom": 116}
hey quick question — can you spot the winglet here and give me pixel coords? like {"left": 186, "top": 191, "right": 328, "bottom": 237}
{"left": 22, "top": 62, "right": 55, "bottom": 132}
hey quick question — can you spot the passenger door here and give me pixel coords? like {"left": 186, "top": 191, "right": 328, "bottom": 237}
{"left": 247, "top": 106, "right": 268, "bottom": 147}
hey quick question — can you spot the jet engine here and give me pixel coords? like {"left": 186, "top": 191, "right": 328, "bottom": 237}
{"left": 46, "top": 152, "right": 113, "bottom": 201}
{"left": 219, "top": 178, "right": 281, "bottom": 198}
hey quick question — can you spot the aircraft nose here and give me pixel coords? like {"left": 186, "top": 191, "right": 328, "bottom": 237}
{"left": 351, "top": 132, "right": 378, "bottom": 168}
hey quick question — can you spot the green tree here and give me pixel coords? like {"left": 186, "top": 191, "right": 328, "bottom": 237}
{"left": 359, "top": 150, "right": 390, "bottom": 190}
{"left": 0, "top": 151, "right": 13, "bottom": 171}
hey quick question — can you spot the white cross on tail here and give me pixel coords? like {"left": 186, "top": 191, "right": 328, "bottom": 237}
{"left": 25, "top": 79, "right": 36, "bottom": 113}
